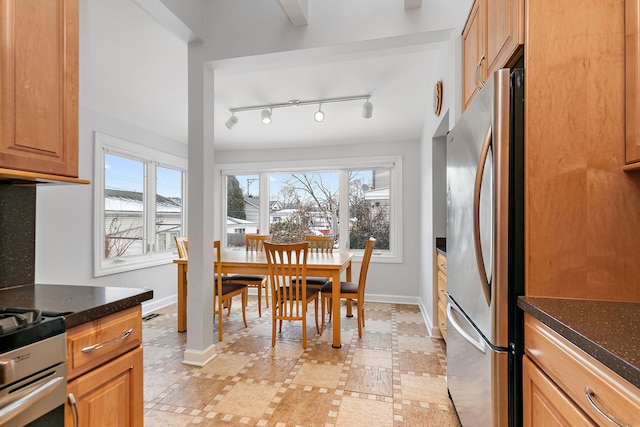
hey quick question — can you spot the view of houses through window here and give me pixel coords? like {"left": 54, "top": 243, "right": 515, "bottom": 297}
{"left": 225, "top": 168, "right": 391, "bottom": 251}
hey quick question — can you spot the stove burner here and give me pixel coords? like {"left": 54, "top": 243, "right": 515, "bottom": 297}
{"left": 0, "top": 308, "right": 41, "bottom": 334}
{"left": 0, "top": 308, "right": 64, "bottom": 354}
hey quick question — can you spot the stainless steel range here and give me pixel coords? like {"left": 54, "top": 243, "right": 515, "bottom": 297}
{"left": 0, "top": 308, "right": 67, "bottom": 426}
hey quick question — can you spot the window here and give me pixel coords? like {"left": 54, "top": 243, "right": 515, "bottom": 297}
{"left": 94, "top": 132, "right": 187, "bottom": 276}
{"left": 220, "top": 156, "right": 401, "bottom": 261}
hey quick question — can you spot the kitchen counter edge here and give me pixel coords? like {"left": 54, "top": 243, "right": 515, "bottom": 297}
{"left": 518, "top": 296, "right": 640, "bottom": 389}
{"left": 0, "top": 284, "right": 153, "bottom": 329}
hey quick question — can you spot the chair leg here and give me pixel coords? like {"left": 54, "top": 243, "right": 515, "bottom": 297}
{"left": 263, "top": 279, "right": 269, "bottom": 308}
{"left": 272, "top": 308, "right": 277, "bottom": 347}
{"left": 314, "top": 297, "right": 320, "bottom": 334}
{"left": 320, "top": 295, "right": 326, "bottom": 333}
{"left": 257, "top": 283, "right": 262, "bottom": 317}
{"left": 302, "top": 306, "right": 307, "bottom": 349}
{"left": 241, "top": 290, "right": 248, "bottom": 327}
{"left": 218, "top": 298, "right": 223, "bottom": 342}
{"left": 346, "top": 298, "right": 353, "bottom": 317}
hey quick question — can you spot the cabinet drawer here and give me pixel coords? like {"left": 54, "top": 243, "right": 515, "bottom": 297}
{"left": 67, "top": 306, "right": 142, "bottom": 380}
{"left": 438, "top": 300, "right": 447, "bottom": 342}
{"left": 524, "top": 315, "right": 640, "bottom": 426}
{"left": 436, "top": 253, "right": 447, "bottom": 275}
{"left": 437, "top": 270, "right": 447, "bottom": 303}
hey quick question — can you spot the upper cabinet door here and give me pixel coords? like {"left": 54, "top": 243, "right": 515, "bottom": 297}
{"left": 0, "top": 0, "right": 79, "bottom": 178}
{"left": 626, "top": 0, "right": 640, "bottom": 169}
{"left": 463, "top": 0, "right": 486, "bottom": 111}
{"left": 486, "top": 0, "right": 524, "bottom": 76}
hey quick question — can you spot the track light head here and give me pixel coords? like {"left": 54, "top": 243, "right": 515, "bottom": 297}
{"left": 261, "top": 109, "right": 272, "bottom": 125}
{"left": 225, "top": 114, "right": 238, "bottom": 130}
{"left": 362, "top": 99, "right": 373, "bottom": 119}
{"left": 314, "top": 103, "right": 324, "bottom": 122}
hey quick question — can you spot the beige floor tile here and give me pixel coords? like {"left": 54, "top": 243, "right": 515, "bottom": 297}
{"left": 403, "top": 402, "right": 461, "bottom": 426}
{"left": 144, "top": 370, "right": 184, "bottom": 402}
{"left": 243, "top": 355, "right": 297, "bottom": 382}
{"left": 395, "top": 311, "right": 425, "bottom": 323}
{"left": 208, "top": 381, "right": 279, "bottom": 419}
{"left": 398, "top": 351, "right": 444, "bottom": 375}
{"left": 400, "top": 373, "right": 450, "bottom": 405}
{"left": 292, "top": 361, "right": 343, "bottom": 389}
{"left": 396, "top": 321, "right": 429, "bottom": 336}
{"left": 269, "top": 388, "right": 335, "bottom": 425}
{"left": 266, "top": 340, "right": 305, "bottom": 359}
{"left": 159, "top": 376, "right": 228, "bottom": 409}
{"left": 352, "top": 347, "right": 393, "bottom": 369}
{"left": 397, "top": 335, "right": 438, "bottom": 353}
{"left": 144, "top": 408, "right": 194, "bottom": 426}
{"left": 334, "top": 395, "right": 394, "bottom": 427}
{"left": 363, "top": 318, "right": 393, "bottom": 334}
{"left": 344, "top": 366, "right": 394, "bottom": 396}
{"left": 199, "top": 353, "right": 253, "bottom": 376}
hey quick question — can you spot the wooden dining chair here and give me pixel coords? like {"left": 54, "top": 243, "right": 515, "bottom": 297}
{"left": 214, "top": 240, "right": 248, "bottom": 341}
{"left": 294, "top": 234, "right": 335, "bottom": 290}
{"left": 321, "top": 237, "right": 376, "bottom": 337}
{"left": 174, "top": 236, "right": 188, "bottom": 258}
{"left": 225, "top": 234, "right": 271, "bottom": 317}
{"left": 264, "top": 241, "right": 320, "bottom": 349}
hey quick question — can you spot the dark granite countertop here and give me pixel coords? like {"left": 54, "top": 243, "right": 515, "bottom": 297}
{"left": 518, "top": 296, "right": 640, "bottom": 389}
{"left": 435, "top": 237, "right": 446, "bottom": 255}
{"left": 0, "top": 284, "right": 153, "bottom": 328}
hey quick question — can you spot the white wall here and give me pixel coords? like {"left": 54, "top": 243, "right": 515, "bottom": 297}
{"left": 418, "top": 33, "right": 463, "bottom": 335}
{"left": 214, "top": 139, "right": 422, "bottom": 304}
{"left": 35, "top": 0, "right": 188, "bottom": 314}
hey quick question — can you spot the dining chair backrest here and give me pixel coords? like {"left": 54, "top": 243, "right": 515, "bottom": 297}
{"left": 175, "top": 236, "right": 188, "bottom": 258}
{"left": 358, "top": 237, "right": 377, "bottom": 300}
{"left": 245, "top": 234, "right": 272, "bottom": 252}
{"left": 264, "top": 242, "right": 309, "bottom": 312}
{"left": 305, "top": 234, "right": 335, "bottom": 253}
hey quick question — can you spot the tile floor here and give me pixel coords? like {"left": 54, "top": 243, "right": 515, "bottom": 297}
{"left": 142, "top": 297, "right": 461, "bottom": 426}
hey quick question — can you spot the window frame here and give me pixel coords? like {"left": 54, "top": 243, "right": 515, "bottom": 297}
{"left": 218, "top": 155, "right": 402, "bottom": 263}
{"left": 94, "top": 132, "right": 187, "bottom": 276}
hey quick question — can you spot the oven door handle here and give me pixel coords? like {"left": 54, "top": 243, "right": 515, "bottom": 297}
{"left": 0, "top": 376, "right": 65, "bottom": 425}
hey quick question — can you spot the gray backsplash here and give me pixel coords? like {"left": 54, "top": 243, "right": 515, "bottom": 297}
{"left": 0, "top": 183, "right": 35, "bottom": 288}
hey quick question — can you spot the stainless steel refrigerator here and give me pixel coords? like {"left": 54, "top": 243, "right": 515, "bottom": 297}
{"left": 446, "top": 67, "right": 524, "bottom": 426}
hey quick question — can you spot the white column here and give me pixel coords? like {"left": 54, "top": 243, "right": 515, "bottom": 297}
{"left": 183, "top": 56, "right": 216, "bottom": 366}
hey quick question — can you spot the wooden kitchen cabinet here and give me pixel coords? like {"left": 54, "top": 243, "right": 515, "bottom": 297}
{"left": 626, "top": 0, "right": 640, "bottom": 168}
{"left": 436, "top": 252, "right": 448, "bottom": 341}
{"left": 462, "top": 0, "right": 485, "bottom": 110}
{"left": 0, "top": 0, "right": 80, "bottom": 178}
{"left": 462, "top": 0, "right": 523, "bottom": 110}
{"left": 522, "top": 355, "right": 596, "bottom": 426}
{"left": 523, "top": 314, "right": 640, "bottom": 426}
{"left": 65, "top": 306, "right": 144, "bottom": 426}
{"left": 66, "top": 348, "right": 143, "bottom": 427}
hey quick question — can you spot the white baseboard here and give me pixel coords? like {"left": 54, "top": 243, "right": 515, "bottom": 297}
{"left": 142, "top": 294, "right": 177, "bottom": 316}
{"left": 182, "top": 345, "right": 218, "bottom": 366}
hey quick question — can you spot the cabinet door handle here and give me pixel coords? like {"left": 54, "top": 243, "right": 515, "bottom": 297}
{"left": 68, "top": 393, "right": 79, "bottom": 427}
{"left": 584, "top": 387, "right": 630, "bottom": 427}
{"left": 81, "top": 328, "right": 133, "bottom": 353}
{"left": 476, "top": 55, "right": 486, "bottom": 89}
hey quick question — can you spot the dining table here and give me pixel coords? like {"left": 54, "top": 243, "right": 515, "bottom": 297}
{"left": 173, "top": 249, "right": 354, "bottom": 348}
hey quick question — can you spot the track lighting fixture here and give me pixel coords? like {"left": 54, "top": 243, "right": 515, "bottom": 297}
{"left": 225, "top": 95, "right": 372, "bottom": 130}
{"left": 362, "top": 98, "right": 373, "bottom": 118}
{"left": 314, "top": 103, "right": 324, "bottom": 122}
{"left": 225, "top": 114, "right": 238, "bottom": 130}
{"left": 261, "top": 109, "right": 272, "bottom": 124}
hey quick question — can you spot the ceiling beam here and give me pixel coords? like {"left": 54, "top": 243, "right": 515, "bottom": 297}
{"left": 404, "top": 0, "right": 422, "bottom": 9}
{"left": 277, "top": 0, "right": 308, "bottom": 27}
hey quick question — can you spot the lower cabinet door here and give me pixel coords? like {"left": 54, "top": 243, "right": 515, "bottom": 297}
{"left": 66, "top": 347, "right": 143, "bottom": 427}
{"left": 522, "top": 355, "right": 596, "bottom": 427}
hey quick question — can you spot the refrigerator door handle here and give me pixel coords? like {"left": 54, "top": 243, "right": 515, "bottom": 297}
{"left": 446, "top": 301, "right": 486, "bottom": 354}
{"left": 473, "top": 126, "right": 493, "bottom": 305}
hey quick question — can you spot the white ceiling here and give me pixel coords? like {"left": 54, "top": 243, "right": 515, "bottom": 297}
{"left": 212, "top": 43, "right": 443, "bottom": 151}
{"left": 84, "top": 1, "right": 470, "bottom": 151}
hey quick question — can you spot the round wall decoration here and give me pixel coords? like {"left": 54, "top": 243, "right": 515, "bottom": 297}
{"left": 433, "top": 80, "right": 443, "bottom": 116}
